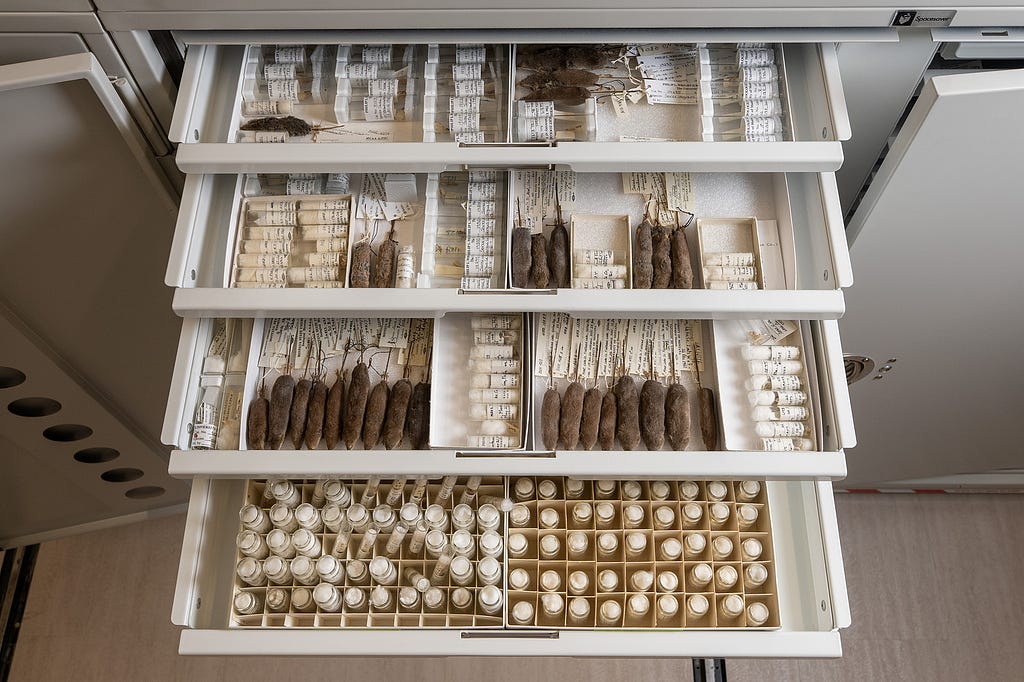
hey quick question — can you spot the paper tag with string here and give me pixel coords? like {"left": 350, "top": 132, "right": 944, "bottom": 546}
{"left": 612, "top": 91, "right": 629, "bottom": 118}
{"left": 670, "top": 319, "right": 687, "bottom": 380}
{"left": 379, "top": 318, "right": 411, "bottom": 348}
{"left": 335, "top": 318, "right": 354, "bottom": 351}
{"left": 310, "top": 317, "right": 335, "bottom": 355}
{"left": 534, "top": 312, "right": 555, "bottom": 378}
{"left": 513, "top": 170, "right": 545, "bottom": 233}
{"left": 665, "top": 172, "right": 695, "bottom": 214}
{"left": 683, "top": 320, "right": 705, "bottom": 373}
{"left": 567, "top": 317, "right": 585, "bottom": 380}
{"left": 745, "top": 319, "right": 799, "bottom": 345}
{"left": 653, "top": 320, "right": 674, "bottom": 380}
{"left": 597, "top": 320, "right": 619, "bottom": 379}
{"left": 354, "top": 318, "right": 382, "bottom": 347}
{"left": 624, "top": 319, "right": 644, "bottom": 376}
{"left": 577, "top": 318, "right": 602, "bottom": 383}
{"left": 293, "top": 319, "right": 314, "bottom": 370}
{"left": 552, "top": 313, "right": 573, "bottom": 378}
{"left": 407, "top": 319, "right": 432, "bottom": 366}
{"left": 622, "top": 172, "right": 658, "bottom": 195}
{"left": 259, "top": 318, "right": 296, "bottom": 369}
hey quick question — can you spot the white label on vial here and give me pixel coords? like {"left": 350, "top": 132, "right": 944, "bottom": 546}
{"left": 744, "top": 116, "right": 783, "bottom": 136}
{"left": 243, "top": 100, "right": 287, "bottom": 116}
{"left": 240, "top": 240, "right": 291, "bottom": 255}
{"left": 453, "top": 63, "right": 482, "bottom": 80}
{"left": 266, "top": 79, "right": 300, "bottom": 101}
{"left": 346, "top": 63, "right": 379, "bottom": 80}
{"left": 303, "top": 224, "right": 348, "bottom": 239}
{"left": 257, "top": 210, "right": 297, "bottom": 226}
{"left": 465, "top": 200, "right": 495, "bottom": 219}
{"left": 362, "top": 45, "right": 392, "bottom": 63}
{"left": 450, "top": 97, "right": 481, "bottom": 115}
{"left": 265, "top": 63, "right": 297, "bottom": 79}
{"left": 468, "top": 170, "right": 498, "bottom": 183}
{"left": 466, "top": 236, "right": 495, "bottom": 255}
{"left": 520, "top": 101, "right": 555, "bottom": 118}
{"left": 741, "top": 80, "right": 777, "bottom": 101}
{"left": 307, "top": 252, "right": 342, "bottom": 267}
{"left": 363, "top": 96, "right": 396, "bottom": 122}
{"left": 455, "top": 131, "right": 486, "bottom": 144}
{"left": 464, "top": 255, "right": 494, "bottom": 276}
{"left": 741, "top": 65, "right": 778, "bottom": 83}
{"left": 274, "top": 46, "right": 305, "bottom": 63}
{"left": 577, "top": 249, "right": 614, "bottom": 265}
{"left": 239, "top": 253, "right": 289, "bottom": 268}
{"left": 449, "top": 110, "right": 480, "bottom": 134}
{"left": 191, "top": 403, "right": 217, "bottom": 449}
{"left": 573, "top": 278, "right": 618, "bottom": 289}
{"left": 468, "top": 435, "right": 516, "bottom": 449}
{"left": 736, "top": 48, "right": 774, "bottom": 68}
{"left": 367, "top": 79, "right": 400, "bottom": 97}
{"left": 520, "top": 115, "right": 555, "bottom": 141}
{"left": 762, "top": 438, "right": 795, "bottom": 451}
{"left": 461, "top": 276, "right": 492, "bottom": 289}
{"left": 455, "top": 79, "right": 486, "bottom": 97}
{"left": 480, "top": 403, "right": 516, "bottom": 419}
{"left": 286, "top": 178, "right": 320, "bottom": 195}
{"left": 253, "top": 131, "right": 288, "bottom": 143}
{"left": 467, "top": 183, "right": 497, "bottom": 201}
{"left": 456, "top": 45, "right": 486, "bottom": 63}
{"left": 743, "top": 98, "right": 780, "bottom": 117}
{"left": 466, "top": 217, "right": 496, "bottom": 236}
{"left": 316, "top": 238, "right": 347, "bottom": 253}
{"left": 300, "top": 207, "right": 349, "bottom": 224}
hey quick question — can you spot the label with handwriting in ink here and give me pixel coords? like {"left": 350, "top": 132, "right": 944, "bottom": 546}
{"left": 244, "top": 100, "right": 287, "bottom": 116}
{"left": 468, "top": 435, "right": 517, "bottom": 449}
{"left": 466, "top": 217, "right": 496, "bottom": 237}
{"left": 252, "top": 131, "right": 289, "bottom": 143}
{"left": 435, "top": 243, "right": 465, "bottom": 257}
{"left": 453, "top": 63, "right": 482, "bottom": 80}
{"left": 576, "top": 318, "right": 601, "bottom": 381}
{"left": 520, "top": 115, "right": 554, "bottom": 141}
{"left": 241, "top": 240, "right": 291, "bottom": 255}
{"left": 464, "top": 255, "right": 495, "bottom": 277}
{"left": 465, "top": 200, "right": 496, "bottom": 219}
{"left": 468, "top": 170, "right": 498, "bottom": 183}
{"left": 302, "top": 223, "right": 348, "bottom": 239}
{"left": 315, "top": 238, "right": 347, "bottom": 253}
{"left": 744, "top": 133, "right": 781, "bottom": 143}
{"left": 207, "top": 321, "right": 228, "bottom": 360}
{"left": 367, "top": 78, "right": 400, "bottom": 97}
{"left": 762, "top": 438, "right": 795, "bottom": 452}
{"left": 554, "top": 170, "right": 577, "bottom": 206}
{"left": 259, "top": 318, "right": 295, "bottom": 369}
{"left": 597, "top": 320, "right": 617, "bottom": 379}
{"left": 286, "top": 178, "right": 319, "bottom": 195}
{"left": 455, "top": 79, "right": 486, "bottom": 97}
{"left": 552, "top": 313, "right": 573, "bottom": 379}
{"left": 740, "top": 80, "right": 778, "bottom": 101}
{"left": 740, "top": 65, "right": 778, "bottom": 83}
{"left": 621, "top": 172, "right": 659, "bottom": 195}
{"left": 455, "top": 131, "right": 486, "bottom": 144}
{"left": 669, "top": 318, "right": 686, "bottom": 379}
{"left": 460, "top": 276, "right": 492, "bottom": 289}
{"left": 573, "top": 278, "right": 621, "bottom": 289}
{"left": 333, "top": 318, "right": 352, "bottom": 351}
{"left": 255, "top": 210, "right": 296, "bottom": 227}
{"left": 363, "top": 96, "right": 396, "bottom": 122}
{"left": 309, "top": 318, "right": 334, "bottom": 353}
{"left": 651, "top": 320, "right": 673, "bottom": 379}
{"left": 448, "top": 110, "right": 480, "bottom": 134}
{"left": 238, "top": 253, "right": 289, "bottom": 268}
{"left": 619, "top": 135, "right": 676, "bottom": 142}
{"left": 346, "top": 62, "right": 379, "bottom": 80}
{"left": 292, "top": 319, "right": 314, "bottom": 369}
{"left": 466, "top": 237, "right": 495, "bottom": 256}
{"left": 290, "top": 265, "right": 339, "bottom": 283}
{"left": 743, "top": 98, "right": 781, "bottom": 118}
{"left": 456, "top": 45, "right": 486, "bottom": 64}
{"left": 577, "top": 249, "right": 614, "bottom": 265}
{"left": 750, "top": 319, "right": 798, "bottom": 345}
{"left": 307, "top": 250, "right": 342, "bottom": 267}
{"left": 266, "top": 79, "right": 300, "bottom": 101}
{"left": 627, "top": 89, "right": 645, "bottom": 104}
{"left": 534, "top": 313, "right": 554, "bottom": 378}
{"left": 623, "top": 319, "right": 644, "bottom": 377}
{"left": 362, "top": 173, "right": 388, "bottom": 202}
{"left": 665, "top": 172, "right": 695, "bottom": 213}
{"left": 450, "top": 97, "right": 481, "bottom": 115}
{"left": 264, "top": 63, "right": 297, "bottom": 79}
{"left": 737, "top": 48, "right": 774, "bottom": 68}
{"left": 236, "top": 267, "right": 288, "bottom": 284}
{"left": 612, "top": 92, "right": 629, "bottom": 118}
{"left": 478, "top": 403, "right": 516, "bottom": 420}
{"left": 743, "top": 116, "right": 783, "bottom": 136}
{"left": 299, "top": 208, "right": 349, "bottom": 225}
{"left": 380, "top": 318, "right": 411, "bottom": 349}
{"left": 407, "top": 319, "right": 432, "bottom": 366}
{"left": 644, "top": 80, "right": 697, "bottom": 105}
{"left": 683, "top": 321, "right": 705, "bottom": 372}
{"left": 467, "top": 183, "right": 497, "bottom": 201}
{"left": 315, "top": 126, "right": 394, "bottom": 143}
{"left": 636, "top": 52, "right": 693, "bottom": 79}
{"left": 362, "top": 45, "right": 392, "bottom": 63}
{"left": 520, "top": 101, "right": 555, "bottom": 118}
{"left": 274, "top": 45, "right": 305, "bottom": 63}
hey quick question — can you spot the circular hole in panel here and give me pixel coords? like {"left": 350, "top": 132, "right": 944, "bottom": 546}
{"left": 74, "top": 447, "right": 120, "bottom": 464}
{"left": 8, "top": 397, "right": 62, "bottom": 418}
{"left": 101, "top": 467, "right": 144, "bottom": 483}
{"left": 125, "top": 486, "right": 165, "bottom": 500}
{"left": 0, "top": 367, "right": 26, "bottom": 389}
{"left": 42, "top": 424, "right": 93, "bottom": 442}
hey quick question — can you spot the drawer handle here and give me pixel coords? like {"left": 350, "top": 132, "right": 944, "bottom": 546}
{"left": 458, "top": 141, "right": 557, "bottom": 149}
{"left": 461, "top": 630, "right": 560, "bottom": 639}
{"left": 458, "top": 288, "right": 557, "bottom": 295}
{"left": 455, "top": 450, "right": 556, "bottom": 458}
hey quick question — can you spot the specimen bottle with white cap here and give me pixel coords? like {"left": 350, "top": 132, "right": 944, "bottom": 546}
{"left": 568, "top": 597, "right": 592, "bottom": 625}
{"left": 744, "top": 563, "right": 769, "bottom": 589}
{"left": 269, "top": 503, "right": 299, "bottom": 532}
{"left": 624, "top": 531, "right": 648, "bottom": 560}
{"left": 689, "top": 562, "right": 714, "bottom": 590}
{"left": 597, "top": 569, "right": 620, "bottom": 593}
{"left": 652, "top": 505, "right": 676, "bottom": 530}
{"left": 537, "top": 479, "right": 559, "bottom": 500}
{"left": 539, "top": 507, "right": 561, "bottom": 529}
{"left": 237, "top": 530, "right": 270, "bottom": 560}
{"left": 479, "top": 530, "right": 503, "bottom": 558}
{"left": 292, "top": 528, "right": 322, "bottom": 557}
{"left": 540, "top": 570, "right": 562, "bottom": 593}
{"left": 511, "top": 600, "right": 535, "bottom": 625}
{"left": 236, "top": 558, "right": 267, "bottom": 587}
{"left": 344, "top": 586, "right": 368, "bottom": 612}
{"left": 233, "top": 591, "right": 263, "bottom": 616}
{"left": 566, "top": 531, "right": 589, "bottom": 560}
{"left": 568, "top": 570, "right": 591, "bottom": 596}
{"left": 478, "top": 585, "right": 504, "bottom": 615}
{"left": 450, "top": 555, "right": 475, "bottom": 586}
{"left": 747, "top": 601, "right": 770, "bottom": 626}
{"left": 346, "top": 503, "right": 371, "bottom": 534}
{"left": 656, "top": 594, "right": 679, "bottom": 625}
{"left": 294, "top": 503, "right": 323, "bottom": 532}
{"left": 477, "top": 556, "right": 502, "bottom": 586}
{"left": 291, "top": 555, "right": 319, "bottom": 585}
{"left": 369, "top": 585, "right": 394, "bottom": 611}
{"left": 263, "top": 556, "right": 291, "bottom": 585}
{"left": 266, "top": 587, "right": 289, "bottom": 613}
{"left": 540, "top": 593, "right": 565, "bottom": 622}
{"left": 265, "top": 529, "right": 296, "bottom": 558}
{"left": 686, "top": 594, "right": 710, "bottom": 621}
{"left": 539, "top": 533, "right": 561, "bottom": 560}
{"left": 595, "top": 502, "right": 616, "bottom": 529}
{"left": 570, "top": 502, "right": 593, "bottom": 529}
{"left": 451, "top": 587, "right": 474, "bottom": 613}
{"left": 719, "top": 594, "right": 745, "bottom": 621}
{"left": 316, "top": 555, "right": 345, "bottom": 585}
{"left": 239, "top": 504, "right": 272, "bottom": 534}
{"left": 291, "top": 587, "right": 316, "bottom": 613}
{"left": 508, "top": 568, "right": 531, "bottom": 591}
{"left": 313, "top": 582, "right": 343, "bottom": 612}
{"left": 598, "top": 599, "right": 622, "bottom": 626}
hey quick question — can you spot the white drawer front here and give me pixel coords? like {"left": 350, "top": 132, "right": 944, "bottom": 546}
{"left": 166, "top": 169, "right": 849, "bottom": 319}
{"left": 164, "top": 317, "right": 850, "bottom": 480}
{"left": 172, "top": 478, "right": 846, "bottom": 657}
{"left": 169, "top": 40, "right": 849, "bottom": 173}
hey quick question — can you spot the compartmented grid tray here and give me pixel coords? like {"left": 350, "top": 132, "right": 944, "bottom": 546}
{"left": 505, "top": 477, "right": 778, "bottom": 629}
{"left": 231, "top": 477, "right": 506, "bottom": 628}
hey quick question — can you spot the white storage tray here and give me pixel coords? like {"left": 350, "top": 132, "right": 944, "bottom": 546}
{"left": 162, "top": 317, "right": 854, "bottom": 480}
{"left": 169, "top": 40, "right": 849, "bottom": 173}
{"left": 166, "top": 170, "right": 851, "bottom": 319}
{"left": 172, "top": 477, "right": 848, "bottom": 656}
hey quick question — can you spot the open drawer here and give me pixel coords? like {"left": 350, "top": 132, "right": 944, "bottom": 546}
{"left": 169, "top": 37, "right": 850, "bottom": 173}
{"left": 162, "top": 315, "right": 853, "bottom": 480}
{"left": 167, "top": 169, "right": 851, "bottom": 319}
{"left": 171, "top": 476, "right": 849, "bottom": 656}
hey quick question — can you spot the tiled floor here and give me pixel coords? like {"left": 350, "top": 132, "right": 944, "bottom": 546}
{"left": 10, "top": 494, "right": 1024, "bottom": 681}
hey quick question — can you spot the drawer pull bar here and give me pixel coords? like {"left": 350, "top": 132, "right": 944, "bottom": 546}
{"left": 458, "top": 288, "right": 558, "bottom": 295}
{"left": 458, "top": 141, "right": 557, "bottom": 149}
{"left": 455, "top": 450, "right": 556, "bottom": 458}
{"left": 461, "top": 630, "right": 560, "bottom": 640}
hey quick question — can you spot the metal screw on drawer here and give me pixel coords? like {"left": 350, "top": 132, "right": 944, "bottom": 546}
{"left": 873, "top": 374, "right": 884, "bottom": 380}
{"left": 888, "top": 358, "right": 898, "bottom": 364}
{"left": 823, "top": 269, "right": 830, "bottom": 282}
{"left": 821, "top": 600, "right": 827, "bottom": 612}
{"left": 193, "top": 129, "right": 199, "bottom": 141}
{"left": 196, "top": 597, "right": 202, "bottom": 610}
{"left": 190, "top": 269, "right": 197, "bottom": 281}
{"left": 881, "top": 365, "right": 893, "bottom": 372}
{"left": 822, "top": 126, "right": 828, "bottom": 139}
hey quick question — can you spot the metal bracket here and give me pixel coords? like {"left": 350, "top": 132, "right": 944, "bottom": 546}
{"left": 692, "top": 658, "right": 727, "bottom": 682}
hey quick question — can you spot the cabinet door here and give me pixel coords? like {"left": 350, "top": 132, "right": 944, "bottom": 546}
{"left": 843, "top": 68, "right": 1024, "bottom": 487}
{"left": 0, "top": 54, "right": 188, "bottom": 546}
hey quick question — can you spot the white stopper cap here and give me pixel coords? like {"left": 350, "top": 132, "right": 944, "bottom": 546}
{"left": 597, "top": 532, "right": 618, "bottom": 553}
{"left": 650, "top": 481, "right": 671, "bottom": 499}
{"left": 509, "top": 532, "right": 528, "bottom": 555}
{"left": 538, "top": 479, "right": 558, "bottom": 498}
{"left": 631, "top": 570, "right": 654, "bottom": 592}
{"left": 479, "top": 585, "right": 502, "bottom": 609}
{"left": 692, "top": 563, "right": 713, "bottom": 586}
{"left": 747, "top": 602, "right": 770, "bottom": 626}
{"left": 567, "top": 531, "right": 588, "bottom": 554}
{"left": 687, "top": 594, "right": 710, "bottom": 617}
{"left": 541, "top": 593, "right": 564, "bottom": 616}
{"left": 509, "top": 568, "right": 530, "bottom": 591}
{"left": 660, "top": 537, "right": 683, "bottom": 561}
{"left": 722, "top": 594, "right": 744, "bottom": 618}
{"left": 313, "top": 582, "right": 339, "bottom": 605}
{"left": 598, "top": 569, "right": 619, "bottom": 592}
{"left": 541, "top": 570, "right": 562, "bottom": 592}
{"left": 424, "top": 586, "right": 444, "bottom": 609}
{"left": 625, "top": 532, "right": 648, "bottom": 552}
{"left": 344, "top": 586, "right": 366, "bottom": 609}
{"left": 629, "top": 593, "right": 650, "bottom": 616}
{"left": 658, "top": 594, "right": 679, "bottom": 618}
{"left": 450, "top": 555, "right": 473, "bottom": 580}
{"left": 573, "top": 502, "right": 593, "bottom": 523}
{"left": 622, "top": 481, "right": 642, "bottom": 499}
{"left": 679, "top": 481, "right": 700, "bottom": 500}
{"left": 717, "top": 565, "right": 739, "bottom": 589}
{"left": 596, "top": 502, "right": 616, "bottom": 523}
{"left": 569, "top": 570, "right": 590, "bottom": 594}
{"left": 710, "top": 502, "right": 730, "bottom": 523}
{"left": 398, "top": 586, "right": 419, "bottom": 608}
{"left": 512, "top": 600, "right": 535, "bottom": 624}
{"left": 739, "top": 480, "right": 761, "bottom": 499}
{"left": 565, "top": 478, "right": 585, "bottom": 497}
{"left": 682, "top": 503, "right": 703, "bottom": 523}
{"left": 515, "top": 477, "right": 535, "bottom": 498}
{"left": 600, "top": 599, "right": 622, "bottom": 623}
{"left": 623, "top": 504, "right": 644, "bottom": 525}
{"left": 684, "top": 533, "right": 707, "bottom": 554}
{"left": 745, "top": 563, "right": 769, "bottom": 586}
{"left": 540, "top": 533, "right": 561, "bottom": 556}
{"left": 654, "top": 506, "right": 675, "bottom": 527}
{"left": 540, "top": 508, "right": 560, "bottom": 528}
{"left": 713, "top": 535, "right": 734, "bottom": 559}
{"left": 707, "top": 481, "right": 728, "bottom": 500}
{"left": 737, "top": 504, "right": 759, "bottom": 525}
{"left": 596, "top": 479, "right": 616, "bottom": 496}
{"left": 510, "top": 504, "right": 530, "bottom": 526}
{"left": 742, "top": 538, "right": 764, "bottom": 560}
{"left": 657, "top": 570, "right": 679, "bottom": 593}
{"left": 570, "top": 597, "right": 591, "bottom": 619}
